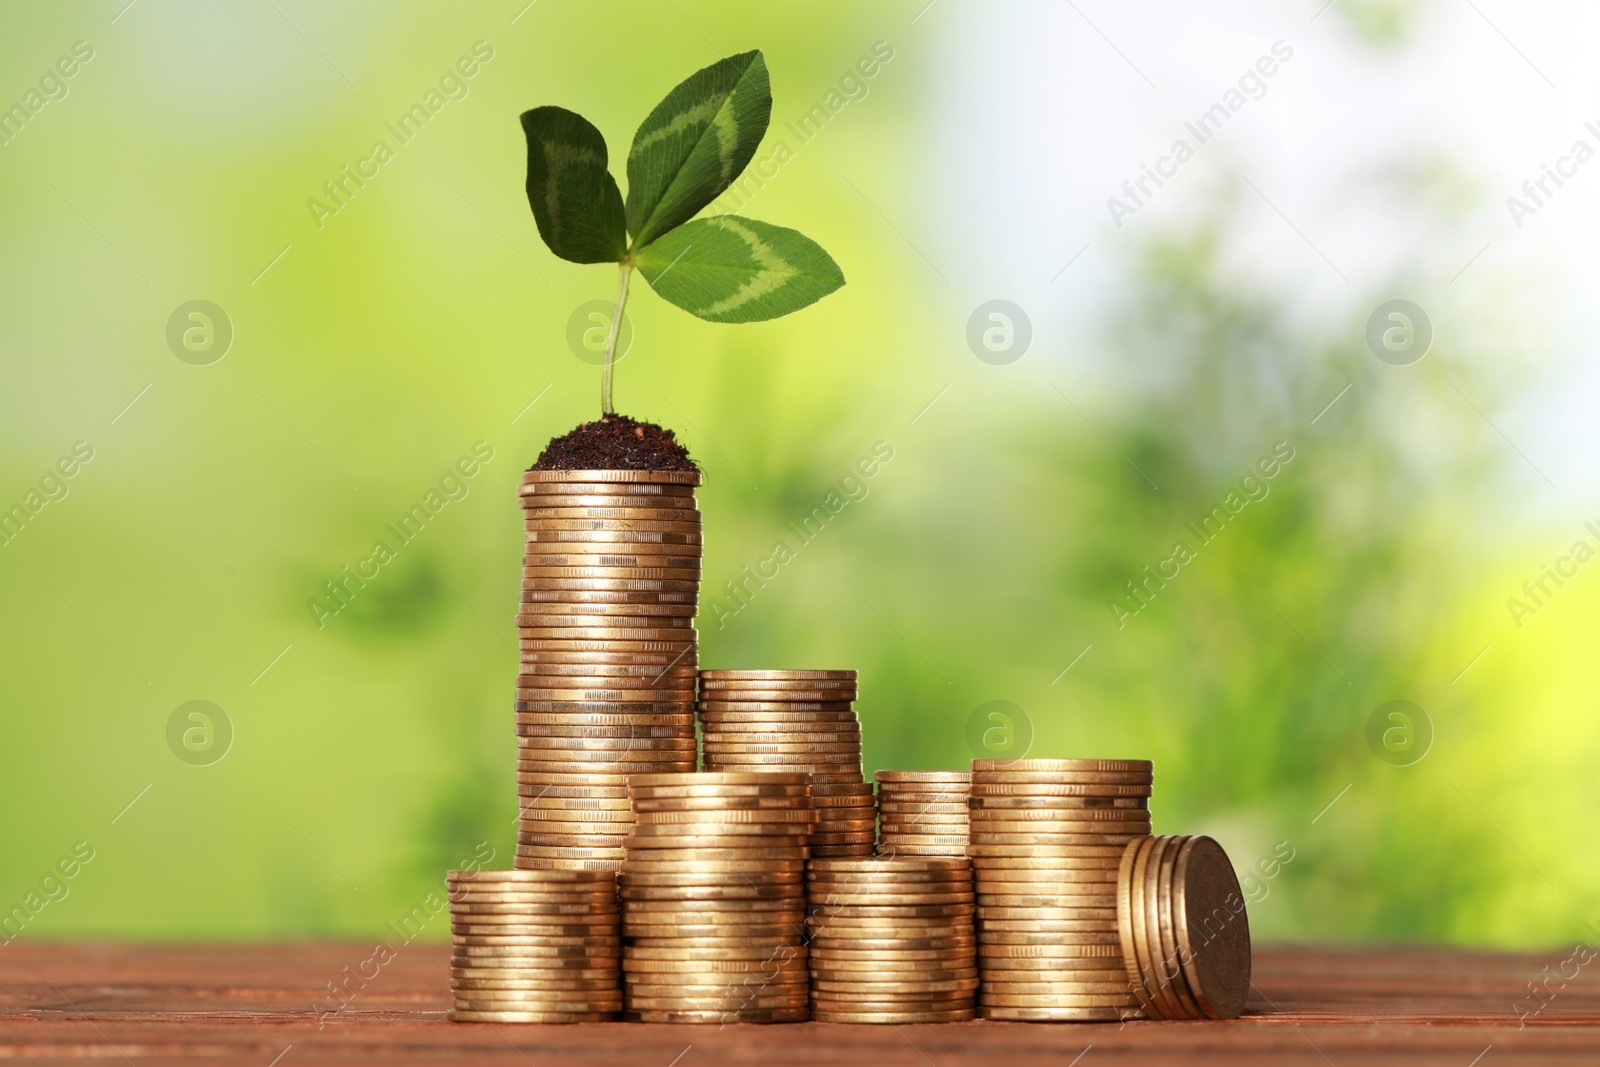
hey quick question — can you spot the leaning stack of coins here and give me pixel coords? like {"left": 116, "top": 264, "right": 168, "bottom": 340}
{"left": 516, "top": 470, "right": 702, "bottom": 873}
{"left": 447, "top": 868, "right": 622, "bottom": 1023}
{"left": 619, "top": 772, "right": 813, "bottom": 1022}
{"left": 968, "top": 758, "right": 1153, "bottom": 1021}
{"left": 807, "top": 856, "right": 979, "bottom": 1023}
{"left": 698, "top": 670, "right": 873, "bottom": 857}
{"left": 875, "top": 771, "right": 970, "bottom": 857}
{"left": 1117, "top": 834, "right": 1252, "bottom": 1020}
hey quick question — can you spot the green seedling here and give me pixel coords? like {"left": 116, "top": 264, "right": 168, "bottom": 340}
{"left": 521, "top": 49, "right": 844, "bottom": 414}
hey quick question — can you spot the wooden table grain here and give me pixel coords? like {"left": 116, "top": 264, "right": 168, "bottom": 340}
{"left": 1, "top": 943, "right": 1596, "bottom": 1064}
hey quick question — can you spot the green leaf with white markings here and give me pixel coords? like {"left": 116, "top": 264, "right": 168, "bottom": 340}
{"left": 632, "top": 215, "right": 844, "bottom": 324}
{"left": 520, "top": 106, "right": 626, "bottom": 263}
{"left": 625, "top": 51, "right": 771, "bottom": 249}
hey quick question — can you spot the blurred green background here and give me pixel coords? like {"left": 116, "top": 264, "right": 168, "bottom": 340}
{"left": 2, "top": 0, "right": 1597, "bottom": 949}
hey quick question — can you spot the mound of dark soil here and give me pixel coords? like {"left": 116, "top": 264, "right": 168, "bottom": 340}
{"left": 529, "top": 415, "right": 697, "bottom": 472}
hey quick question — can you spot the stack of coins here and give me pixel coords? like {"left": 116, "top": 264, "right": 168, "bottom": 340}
{"left": 807, "top": 856, "right": 978, "bottom": 1022}
{"left": 516, "top": 470, "right": 702, "bottom": 873}
{"left": 447, "top": 869, "right": 621, "bottom": 1022}
{"left": 619, "top": 772, "right": 813, "bottom": 1022}
{"left": 698, "top": 670, "right": 873, "bottom": 857}
{"left": 1117, "top": 834, "right": 1251, "bottom": 1020}
{"left": 875, "top": 771, "right": 970, "bottom": 857}
{"left": 968, "top": 758, "right": 1153, "bottom": 1021}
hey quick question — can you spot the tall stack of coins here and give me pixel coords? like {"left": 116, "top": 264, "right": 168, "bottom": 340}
{"left": 875, "top": 771, "right": 970, "bottom": 857}
{"left": 1117, "top": 834, "right": 1252, "bottom": 1020}
{"left": 968, "top": 758, "right": 1153, "bottom": 1021}
{"left": 516, "top": 470, "right": 702, "bottom": 873}
{"left": 807, "top": 857, "right": 978, "bottom": 1022}
{"left": 698, "top": 670, "right": 873, "bottom": 857}
{"left": 619, "top": 772, "right": 813, "bottom": 1022}
{"left": 447, "top": 869, "right": 621, "bottom": 1022}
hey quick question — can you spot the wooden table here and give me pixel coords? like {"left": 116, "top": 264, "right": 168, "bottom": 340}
{"left": 2, "top": 944, "right": 1596, "bottom": 1064}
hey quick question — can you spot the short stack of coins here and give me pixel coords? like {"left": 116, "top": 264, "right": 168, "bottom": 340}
{"left": 1117, "top": 834, "right": 1252, "bottom": 1020}
{"left": 875, "top": 770, "right": 970, "bottom": 857}
{"left": 698, "top": 669, "right": 874, "bottom": 857}
{"left": 806, "top": 856, "right": 979, "bottom": 1022}
{"left": 619, "top": 772, "right": 813, "bottom": 1022}
{"left": 447, "top": 868, "right": 622, "bottom": 1022}
{"left": 516, "top": 469, "right": 702, "bottom": 873}
{"left": 968, "top": 758, "right": 1153, "bottom": 1021}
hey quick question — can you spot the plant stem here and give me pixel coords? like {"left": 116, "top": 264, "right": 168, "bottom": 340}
{"left": 601, "top": 261, "right": 634, "bottom": 416}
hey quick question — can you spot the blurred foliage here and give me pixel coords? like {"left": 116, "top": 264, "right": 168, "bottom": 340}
{"left": 0, "top": 0, "right": 1595, "bottom": 951}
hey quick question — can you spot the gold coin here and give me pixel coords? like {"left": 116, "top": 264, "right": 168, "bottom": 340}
{"left": 623, "top": 925, "right": 805, "bottom": 941}
{"left": 700, "top": 669, "right": 856, "bottom": 680}
{"left": 1135, "top": 834, "right": 1186, "bottom": 1020}
{"left": 523, "top": 565, "right": 702, "bottom": 580}
{"left": 701, "top": 732, "right": 862, "bottom": 746}
{"left": 630, "top": 798, "right": 811, "bottom": 815}
{"left": 812, "top": 977, "right": 978, "bottom": 994}
{"left": 971, "top": 758, "right": 1151, "bottom": 774}
{"left": 517, "top": 736, "right": 696, "bottom": 752}
{"left": 516, "top": 611, "right": 696, "bottom": 629}
{"left": 621, "top": 995, "right": 809, "bottom": 1012}
{"left": 969, "top": 782, "right": 1151, "bottom": 798}
{"left": 451, "top": 946, "right": 620, "bottom": 960}
{"left": 617, "top": 959, "right": 806, "bottom": 979}
{"left": 448, "top": 901, "right": 617, "bottom": 916}
{"left": 975, "top": 868, "right": 1120, "bottom": 884}
{"left": 811, "top": 1008, "right": 974, "bottom": 1023}
{"left": 1172, "top": 834, "right": 1250, "bottom": 1020}
{"left": 447, "top": 869, "right": 612, "bottom": 884}
{"left": 450, "top": 986, "right": 620, "bottom": 1003}
{"left": 450, "top": 926, "right": 622, "bottom": 940}
{"left": 521, "top": 503, "right": 697, "bottom": 520}
{"left": 968, "top": 833, "right": 1148, "bottom": 847}
{"left": 970, "top": 795, "right": 1147, "bottom": 810}
{"left": 877, "top": 800, "right": 966, "bottom": 813}
{"left": 969, "top": 805, "right": 1151, "bottom": 822}
{"left": 623, "top": 870, "right": 805, "bottom": 887}
{"left": 804, "top": 795, "right": 876, "bottom": 807}
{"left": 808, "top": 902, "right": 973, "bottom": 919}
{"left": 870, "top": 834, "right": 967, "bottom": 849}
{"left": 451, "top": 1008, "right": 615, "bottom": 1022}
{"left": 977, "top": 942, "right": 1124, "bottom": 959}
{"left": 522, "top": 574, "right": 699, "bottom": 590}
{"left": 516, "top": 725, "right": 693, "bottom": 742}
{"left": 698, "top": 690, "right": 857, "bottom": 703}
{"left": 622, "top": 898, "right": 804, "bottom": 914}
{"left": 696, "top": 701, "right": 855, "bottom": 713}
{"left": 621, "top": 887, "right": 804, "bottom": 905}
{"left": 450, "top": 967, "right": 617, "bottom": 981}
{"left": 622, "top": 846, "right": 810, "bottom": 862}
{"left": 525, "top": 516, "right": 703, "bottom": 532}
{"left": 630, "top": 771, "right": 811, "bottom": 788}
{"left": 875, "top": 770, "right": 969, "bottom": 783}
{"left": 627, "top": 823, "right": 813, "bottom": 839}
{"left": 513, "top": 845, "right": 624, "bottom": 859}
{"left": 697, "top": 710, "right": 859, "bottom": 721}
{"left": 968, "top": 848, "right": 1128, "bottom": 863}
{"left": 448, "top": 889, "right": 618, "bottom": 902}
{"left": 518, "top": 485, "right": 694, "bottom": 501}
{"left": 975, "top": 957, "right": 1128, "bottom": 973}
{"left": 977, "top": 919, "right": 1120, "bottom": 935}
{"left": 809, "top": 951, "right": 976, "bottom": 966}
{"left": 980, "top": 1006, "right": 1139, "bottom": 1022}
{"left": 623, "top": 946, "right": 806, "bottom": 962}
{"left": 979, "top": 929, "right": 1122, "bottom": 946}
{"left": 620, "top": 1009, "right": 808, "bottom": 1024}
{"left": 701, "top": 742, "right": 861, "bottom": 755}
{"left": 515, "top": 705, "right": 694, "bottom": 718}
{"left": 634, "top": 808, "right": 815, "bottom": 826}
{"left": 700, "top": 675, "right": 856, "bottom": 686}
{"left": 521, "top": 470, "right": 701, "bottom": 486}
{"left": 518, "top": 646, "right": 698, "bottom": 664}
{"left": 518, "top": 595, "right": 697, "bottom": 614}
{"left": 871, "top": 846, "right": 964, "bottom": 858}
{"left": 621, "top": 858, "right": 808, "bottom": 874}
{"left": 979, "top": 904, "right": 1120, "bottom": 920}
{"left": 512, "top": 774, "right": 633, "bottom": 791}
